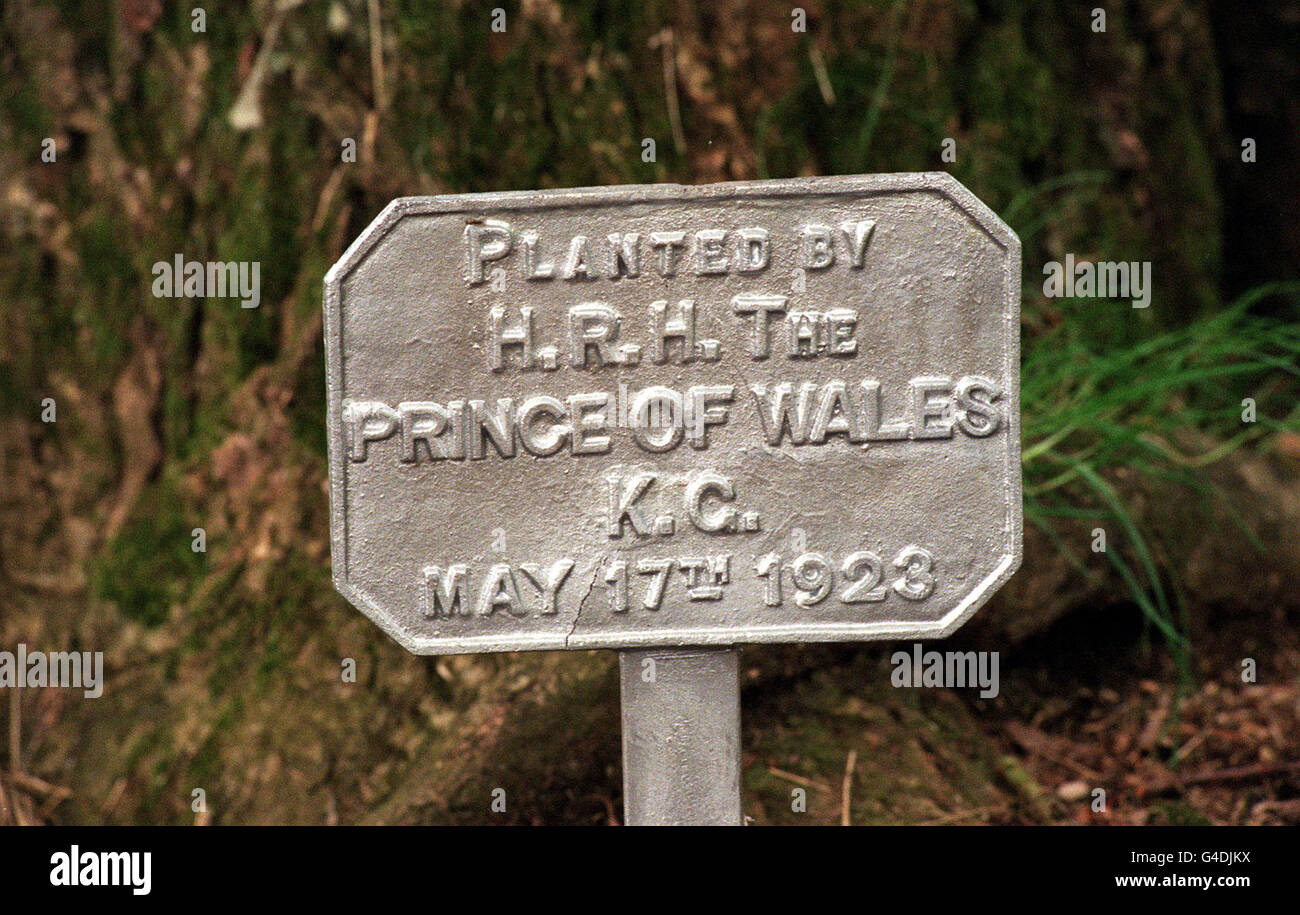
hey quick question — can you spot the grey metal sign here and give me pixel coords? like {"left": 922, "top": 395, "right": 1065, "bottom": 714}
{"left": 324, "top": 173, "right": 1021, "bottom": 655}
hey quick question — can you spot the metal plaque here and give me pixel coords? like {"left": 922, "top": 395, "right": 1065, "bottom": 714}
{"left": 324, "top": 173, "right": 1021, "bottom": 654}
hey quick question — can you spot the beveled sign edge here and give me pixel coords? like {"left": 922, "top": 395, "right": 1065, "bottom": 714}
{"left": 324, "top": 172, "right": 1023, "bottom": 655}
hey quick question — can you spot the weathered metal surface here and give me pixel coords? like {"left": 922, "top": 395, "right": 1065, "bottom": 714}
{"left": 619, "top": 648, "right": 741, "bottom": 826}
{"left": 324, "top": 173, "right": 1021, "bottom": 654}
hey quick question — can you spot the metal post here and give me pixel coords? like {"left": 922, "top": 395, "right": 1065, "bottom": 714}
{"left": 619, "top": 647, "right": 742, "bottom": 826}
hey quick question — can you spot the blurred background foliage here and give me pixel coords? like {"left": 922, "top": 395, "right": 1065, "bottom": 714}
{"left": 1, "top": 0, "right": 1297, "bottom": 825}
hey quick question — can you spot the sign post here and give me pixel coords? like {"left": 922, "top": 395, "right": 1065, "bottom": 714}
{"left": 325, "top": 174, "right": 1021, "bottom": 825}
{"left": 620, "top": 648, "right": 741, "bottom": 826}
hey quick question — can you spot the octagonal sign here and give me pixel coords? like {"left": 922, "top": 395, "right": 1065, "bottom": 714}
{"left": 324, "top": 173, "right": 1021, "bottom": 654}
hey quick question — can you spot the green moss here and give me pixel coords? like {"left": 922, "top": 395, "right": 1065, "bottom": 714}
{"left": 1152, "top": 801, "right": 1214, "bottom": 827}
{"left": 89, "top": 479, "right": 202, "bottom": 627}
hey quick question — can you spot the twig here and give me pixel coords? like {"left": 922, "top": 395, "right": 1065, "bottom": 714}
{"left": 1146, "top": 760, "right": 1300, "bottom": 795}
{"left": 8, "top": 770, "right": 32, "bottom": 826}
{"left": 809, "top": 46, "right": 835, "bottom": 106}
{"left": 997, "top": 755, "right": 1054, "bottom": 822}
{"left": 767, "top": 766, "right": 832, "bottom": 792}
{"left": 1137, "top": 691, "right": 1171, "bottom": 752}
{"left": 227, "top": 6, "right": 290, "bottom": 131}
{"left": 362, "top": 110, "right": 380, "bottom": 169}
{"left": 10, "top": 771, "right": 71, "bottom": 802}
{"left": 102, "top": 777, "right": 128, "bottom": 817}
{"left": 8, "top": 689, "right": 18, "bottom": 777}
{"left": 840, "top": 749, "right": 857, "bottom": 826}
{"left": 914, "top": 805, "right": 1001, "bottom": 826}
{"left": 601, "top": 795, "right": 618, "bottom": 827}
{"left": 17, "top": 772, "right": 73, "bottom": 820}
{"left": 1004, "top": 721, "right": 1102, "bottom": 781}
{"left": 368, "top": 0, "right": 387, "bottom": 110}
{"left": 652, "top": 29, "right": 687, "bottom": 155}
{"left": 8, "top": 569, "right": 86, "bottom": 593}
{"left": 311, "top": 165, "right": 346, "bottom": 234}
